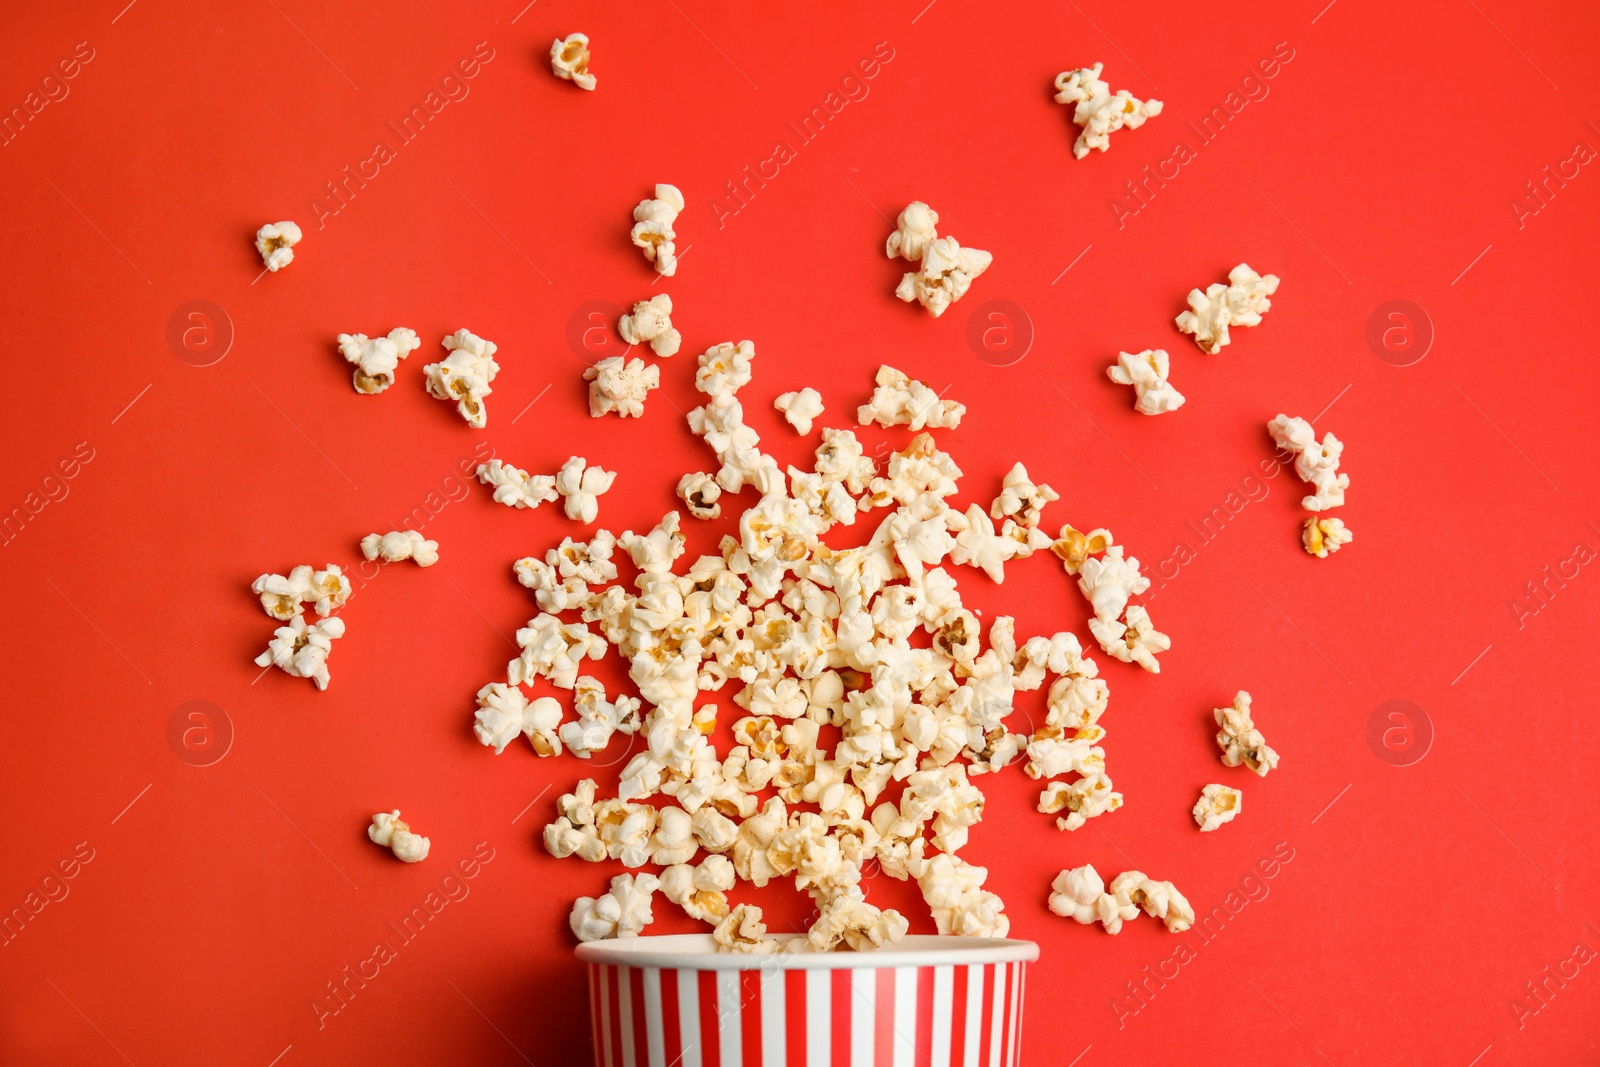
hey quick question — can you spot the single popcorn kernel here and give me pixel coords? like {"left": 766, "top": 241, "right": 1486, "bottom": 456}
{"left": 617, "top": 294, "right": 681, "bottom": 357}
{"left": 1303, "top": 516, "right": 1353, "bottom": 558}
{"left": 1193, "top": 783, "right": 1243, "bottom": 832}
{"left": 1050, "top": 524, "right": 1114, "bottom": 574}
{"left": 1176, "top": 264, "right": 1280, "bottom": 354}
{"left": 550, "top": 33, "right": 596, "bottom": 90}
{"left": 1053, "top": 63, "right": 1162, "bottom": 158}
{"left": 1106, "top": 349, "right": 1185, "bottom": 415}
{"left": 339, "top": 328, "right": 421, "bottom": 394}
{"left": 360, "top": 530, "right": 438, "bottom": 567}
{"left": 255, "top": 221, "right": 301, "bottom": 271}
{"left": 368, "top": 810, "right": 430, "bottom": 863}
{"left": 632, "top": 184, "right": 684, "bottom": 277}
{"left": 676, "top": 472, "right": 722, "bottom": 520}
{"left": 425, "top": 329, "right": 500, "bottom": 428}
{"left": 1215, "top": 691, "right": 1280, "bottom": 776}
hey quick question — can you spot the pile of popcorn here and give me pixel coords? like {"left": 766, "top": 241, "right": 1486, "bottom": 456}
{"left": 469, "top": 345, "right": 1188, "bottom": 954}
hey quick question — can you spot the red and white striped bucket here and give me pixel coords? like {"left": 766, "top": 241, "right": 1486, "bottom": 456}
{"left": 576, "top": 934, "right": 1039, "bottom": 1067}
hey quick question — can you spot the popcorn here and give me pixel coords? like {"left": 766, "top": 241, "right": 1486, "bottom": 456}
{"left": 473, "top": 682, "right": 563, "bottom": 756}
{"left": 1193, "top": 783, "right": 1242, "bottom": 832}
{"left": 1046, "top": 863, "right": 1125, "bottom": 932}
{"left": 895, "top": 236, "right": 993, "bottom": 318}
{"left": 1214, "top": 691, "right": 1279, "bottom": 776}
{"left": 917, "top": 854, "right": 1009, "bottom": 937}
{"left": 550, "top": 33, "right": 595, "bottom": 90}
{"left": 990, "top": 463, "right": 1058, "bottom": 529}
{"left": 885, "top": 201, "right": 939, "bottom": 262}
{"left": 368, "top": 810, "right": 430, "bottom": 863}
{"left": 560, "top": 677, "right": 642, "bottom": 757}
{"left": 808, "top": 886, "right": 909, "bottom": 951}
{"left": 1050, "top": 524, "right": 1114, "bottom": 575}
{"left": 508, "top": 613, "right": 607, "bottom": 689}
{"left": 712, "top": 903, "right": 775, "bottom": 953}
{"left": 1053, "top": 63, "right": 1163, "bottom": 159}
{"left": 617, "top": 294, "right": 681, "bottom": 357}
{"left": 1269, "top": 414, "right": 1350, "bottom": 513}
{"left": 1106, "top": 349, "right": 1185, "bottom": 415}
{"left": 555, "top": 457, "right": 617, "bottom": 523}
{"left": 695, "top": 341, "right": 756, "bottom": 398}
{"left": 571, "top": 873, "right": 660, "bottom": 941}
{"left": 1077, "top": 546, "right": 1149, "bottom": 623}
{"left": 661, "top": 856, "right": 735, "bottom": 923}
{"left": 774, "top": 388, "right": 824, "bottom": 435}
{"left": 255, "top": 221, "right": 301, "bottom": 271}
{"left": 477, "top": 459, "right": 559, "bottom": 510}
{"left": 1088, "top": 604, "right": 1171, "bottom": 673}
{"left": 1038, "top": 772, "right": 1122, "bottom": 831}
{"left": 1303, "top": 516, "right": 1353, "bottom": 558}
{"left": 584, "top": 356, "right": 660, "bottom": 418}
{"left": 1107, "top": 871, "right": 1194, "bottom": 932}
{"left": 338, "top": 329, "right": 421, "bottom": 394}
{"left": 425, "top": 329, "right": 500, "bottom": 428}
{"left": 251, "top": 565, "right": 316, "bottom": 620}
{"left": 1176, "top": 264, "right": 1280, "bottom": 354}
{"left": 676, "top": 472, "right": 722, "bottom": 520}
{"left": 255, "top": 615, "right": 346, "bottom": 690}
{"left": 948, "top": 504, "right": 1020, "bottom": 583}
{"left": 857, "top": 365, "right": 965, "bottom": 430}
{"left": 360, "top": 530, "right": 438, "bottom": 567}
{"left": 632, "top": 184, "right": 684, "bottom": 276}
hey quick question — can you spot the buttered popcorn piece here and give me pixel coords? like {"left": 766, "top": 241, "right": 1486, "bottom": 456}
{"left": 360, "top": 530, "right": 438, "bottom": 567}
{"left": 1050, "top": 524, "right": 1114, "bottom": 575}
{"left": 617, "top": 294, "right": 681, "bottom": 357}
{"left": 886, "top": 201, "right": 939, "bottom": 262}
{"left": 1303, "top": 516, "right": 1353, "bottom": 558}
{"left": 476, "top": 459, "right": 558, "bottom": 510}
{"left": 857, "top": 364, "right": 966, "bottom": 430}
{"left": 368, "top": 810, "right": 430, "bottom": 863}
{"left": 774, "top": 388, "right": 825, "bottom": 435}
{"left": 676, "top": 472, "right": 722, "bottom": 520}
{"left": 1176, "top": 264, "right": 1280, "bottom": 354}
{"left": 1194, "top": 783, "right": 1242, "bottom": 832}
{"left": 632, "top": 183, "right": 684, "bottom": 277}
{"left": 425, "top": 329, "right": 500, "bottom": 428}
{"left": 255, "top": 221, "right": 301, "bottom": 271}
{"left": 1214, "top": 691, "right": 1280, "bottom": 776}
{"left": 255, "top": 615, "right": 346, "bottom": 689}
{"left": 550, "top": 33, "right": 595, "bottom": 90}
{"left": 339, "top": 328, "right": 421, "bottom": 394}
{"left": 896, "top": 236, "right": 993, "bottom": 318}
{"left": 570, "top": 873, "right": 660, "bottom": 941}
{"left": 1107, "top": 349, "right": 1185, "bottom": 416}
{"left": 584, "top": 356, "right": 660, "bottom": 418}
{"left": 555, "top": 457, "right": 617, "bottom": 523}
{"left": 1053, "top": 63, "right": 1163, "bottom": 159}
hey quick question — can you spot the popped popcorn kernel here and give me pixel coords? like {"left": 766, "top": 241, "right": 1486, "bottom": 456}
{"left": 857, "top": 364, "right": 965, "bottom": 430}
{"left": 885, "top": 201, "right": 939, "bottom": 262}
{"left": 555, "top": 457, "right": 617, "bottom": 523}
{"left": 632, "top": 184, "right": 684, "bottom": 277}
{"left": 1214, "top": 691, "right": 1280, "bottom": 776}
{"left": 895, "top": 236, "right": 993, "bottom": 318}
{"left": 360, "top": 530, "right": 438, "bottom": 567}
{"left": 368, "top": 810, "right": 430, "bottom": 863}
{"left": 1108, "top": 871, "right": 1194, "bottom": 932}
{"left": 584, "top": 356, "right": 660, "bottom": 418}
{"left": 1050, "top": 524, "right": 1114, "bottom": 575}
{"left": 339, "top": 328, "right": 421, "bottom": 394}
{"left": 1176, "top": 264, "right": 1280, "bottom": 354}
{"left": 1053, "top": 63, "right": 1163, "bottom": 158}
{"left": 550, "top": 33, "right": 596, "bottom": 90}
{"left": 425, "top": 329, "right": 500, "bottom": 428}
{"left": 774, "top": 388, "right": 825, "bottom": 435}
{"left": 255, "top": 221, "right": 301, "bottom": 271}
{"left": 1106, "top": 349, "right": 1185, "bottom": 415}
{"left": 1269, "top": 414, "right": 1350, "bottom": 513}
{"left": 618, "top": 294, "right": 681, "bottom": 357}
{"left": 1303, "top": 516, "right": 1353, "bottom": 557}
{"left": 255, "top": 615, "right": 346, "bottom": 689}
{"left": 712, "top": 903, "right": 775, "bottom": 953}
{"left": 477, "top": 459, "right": 559, "bottom": 510}
{"left": 1193, "top": 783, "right": 1242, "bottom": 832}
{"left": 571, "top": 873, "right": 660, "bottom": 941}
{"left": 676, "top": 472, "right": 723, "bottom": 520}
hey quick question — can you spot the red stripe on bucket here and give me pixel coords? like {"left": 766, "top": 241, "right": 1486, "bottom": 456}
{"left": 660, "top": 968, "right": 682, "bottom": 1067}
{"left": 699, "top": 969, "right": 722, "bottom": 1067}
{"left": 785, "top": 969, "right": 808, "bottom": 1067}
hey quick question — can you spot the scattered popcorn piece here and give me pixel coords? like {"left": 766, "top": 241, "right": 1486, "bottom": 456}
{"left": 368, "top": 810, "right": 430, "bottom": 863}
{"left": 338, "top": 329, "right": 421, "bottom": 394}
{"left": 1046, "top": 863, "right": 1126, "bottom": 932}
{"left": 857, "top": 365, "right": 965, "bottom": 430}
{"left": 477, "top": 459, "right": 558, "bottom": 510}
{"left": 676, "top": 472, "right": 722, "bottom": 520}
{"left": 425, "top": 329, "right": 500, "bottom": 428}
{"left": 1193, "top": 783, "right": 1242, "bottom": 832}
{"left": 509, "top": 614, "right": 608, "bottom": 690}
{"left": 661, "top": 856, "right": 736, "bottom": 924}
{"left": 1088, "top": 604, "right": 1171, "bottom": 673}
{"left": 360, "top": 530, "right": 438, "bottom": 567}
{"left": 916, "top": 854, "right": 1010, "bottom": 938}
{"left": 1107, "top": 871, "right": 1194, "bottom": 932}
{"left": 774, "top": 388, "right": 825, "bottom": 435}
{"left": 254, "top": 615, "right": 347, "bottom": 689}
{"left": 1050, "top": 524, "right": 1114, "bottom": 575}
{"left": 617, "top": 294, "right": 681, "bottom": 357}
{"left": 584, "top": 356, "right": 660, "bottom": 418}
{"left": 1268, "top": 414, "right": 1350, "bottom": 512}
{"left": 251, "top": 565, "right": 315, "bottom": 620}
{"left": 550, "top": 33, "right": 596, "bottom": 90}
{"left": 1303, "top": 516, "right": 1353, "bottom": 558}
{"left": 1214, "top": 691, "right": 1280, "bottom": 776}
{"left": 473, "top": 682, "right": 563, "bottom": 756}
{"left": 632, "top": 184, "right": 684, "bottom": 277}
{"left": 990, "top": 463, "right": 1058, "bottom": 529}
{"left": 695, "top": 340, "right": 755, "bottom": 397}
{"left": 1053, "top": 63, "right": 1162, "bottom": 158}
{"left": 1176, "top": 264, "right": 1280, "bottom": 354}
{"left": 555, "top": 457, "right": 617, "bottom": 523}
{"left": 1077, "top": 546, "right": 1149, "bottom": 623}
{"left": 1038, "top": 773, "right": 1123, "bottom": 830}
{"left": 570, "top": 873, "right": 660, "bottom": 941}
{"left": 1106, "top": 349, "right": 1185, "bottom": 416}
{"left": 255, "top": 221, "right": 301, "bottom": 272}
{"left": 895, "top": 236, "right": 993, "bottom": 318}
{"left": 885, "top": 201, "right": 939, "bottom": 262}
{"left": 712, "top": 903, "right": 776, "bottom": 954}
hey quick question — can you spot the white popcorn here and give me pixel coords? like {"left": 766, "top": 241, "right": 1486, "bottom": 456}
{"left": 886, "top": 201, "right": 940, "bottom": 262}
{"left": 917, "top": 854, "right": 1009, "bottom": 938}
{"left": 895, "top": 236, "right": 992, "bottom": 318}
{"left": 1215, "top": 691, "right": 1280, "bottom": 776}
{"left": 1176, "top": 264, "right": 1280, "bottom": 354}
{"left": 555, "top": 457, "right": 617, "bottom": 523}
{"left": 632, "top": 184, "right": 684, "bottom": 276}
{"left": 1038, "top": 772, "right": 1123, "bottom": 831}
{"left": 676, "top": 472, "right": 722, "bottom": 520}
{"left": 251, "top": 565, "right": 316, "bottom": 620}
{"left": 808, "top": 885, "right": 910, "bottom": 951}
{"left": 560, "top": 677, "right": 642, "bottom": 757}
{"left": 1269, "top": 414, "right": 1350, "bottom": 513}
{"left": 1077, "top": 546, "right": 1149, "bottom": 623}
{"left": 550, "top": 33, "right": 595, "bottom": 90}
{"left": 360, "top": 530, "right": 438, "bottom": 567}
{"left": 1107, "top": 871, "right": 1194, "bottom": 933}
{"left": 857, "top": 365, "right": 965, "bottom": 430}
{"left": 774, "top": 388, "right": 824, "bottom": 435}
{"left": 1106, "top": 349, "right": 1185, "bottom": 416}
{"left": 425, "top": 329, "right": 500, "bottom": 428}
{"left": 695, "top": 341, "right": 756, "bottom": 398}
{"left": 661, "top": 856, "right": 735, "bottom": 923}
{"left": 255, "top": 615, "right": 347, "bottom": 690}
{"left": 1053, "top": 63, "right": 1162, "bottom": 159}
{"left": 584, "top": 356, "right": 660, "bottom": 418}
{"left": 1046, "top": 863, "right": 1126, "bottom": 932}
{"left": 473, "top": 682, "right": 563, "bottom": 756}
{"left": 1088, "top": 604, "right": 1170, "bottom": 673}
{"left": 990, "top": 463, "right": 1058, "bottom": 529}
{"left": 948, "top": 504, "right": 1020, "bottom": 583}
{"left": 571, "top": 873, "right": 660, "bottom": 942}
{"left": 509, "top": 613, "right": 607, "bottom": 689}
{"left": 1267, "top": 414, "right": 1316, "bottom": 454}
{"left": 477, "top": 459, "right": 558, "bottom": 510}
{"left": 1303, "top": 516, "right": 1353, "bottom": 558}
{"left": 368, "top": 810, "right": 430, "bottom": 863}
{"left": 1193, "top": 783, "right": 1242, "bottom": 832}
{"left": 255, "top": 221, "right": 301, "bottom": 271}
{"left": 617, "top": 294, "right": 681, "bottom": 357}
{"left": 338, "top": 329, "right": 421, "bottom": 395}
{"left": 712, "top": 903, "right": 775, "bottom": 953}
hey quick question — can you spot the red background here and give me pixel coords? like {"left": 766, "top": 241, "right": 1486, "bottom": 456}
{"left": 2, "top": 0, "right": 1597, "bottom": 1063}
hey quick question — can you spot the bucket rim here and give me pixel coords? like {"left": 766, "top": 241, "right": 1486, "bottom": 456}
{"left": 575, "top": 933, "right": 1040, "bottom": 971}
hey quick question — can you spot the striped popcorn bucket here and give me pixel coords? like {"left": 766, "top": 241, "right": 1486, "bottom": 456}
{"left": 576, "top": 934, "right": 1039, "bottom": 1067}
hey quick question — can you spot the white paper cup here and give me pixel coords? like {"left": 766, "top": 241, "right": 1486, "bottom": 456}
{"left": 576, "top": 933, "right": 1039, "bottom": 1067}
